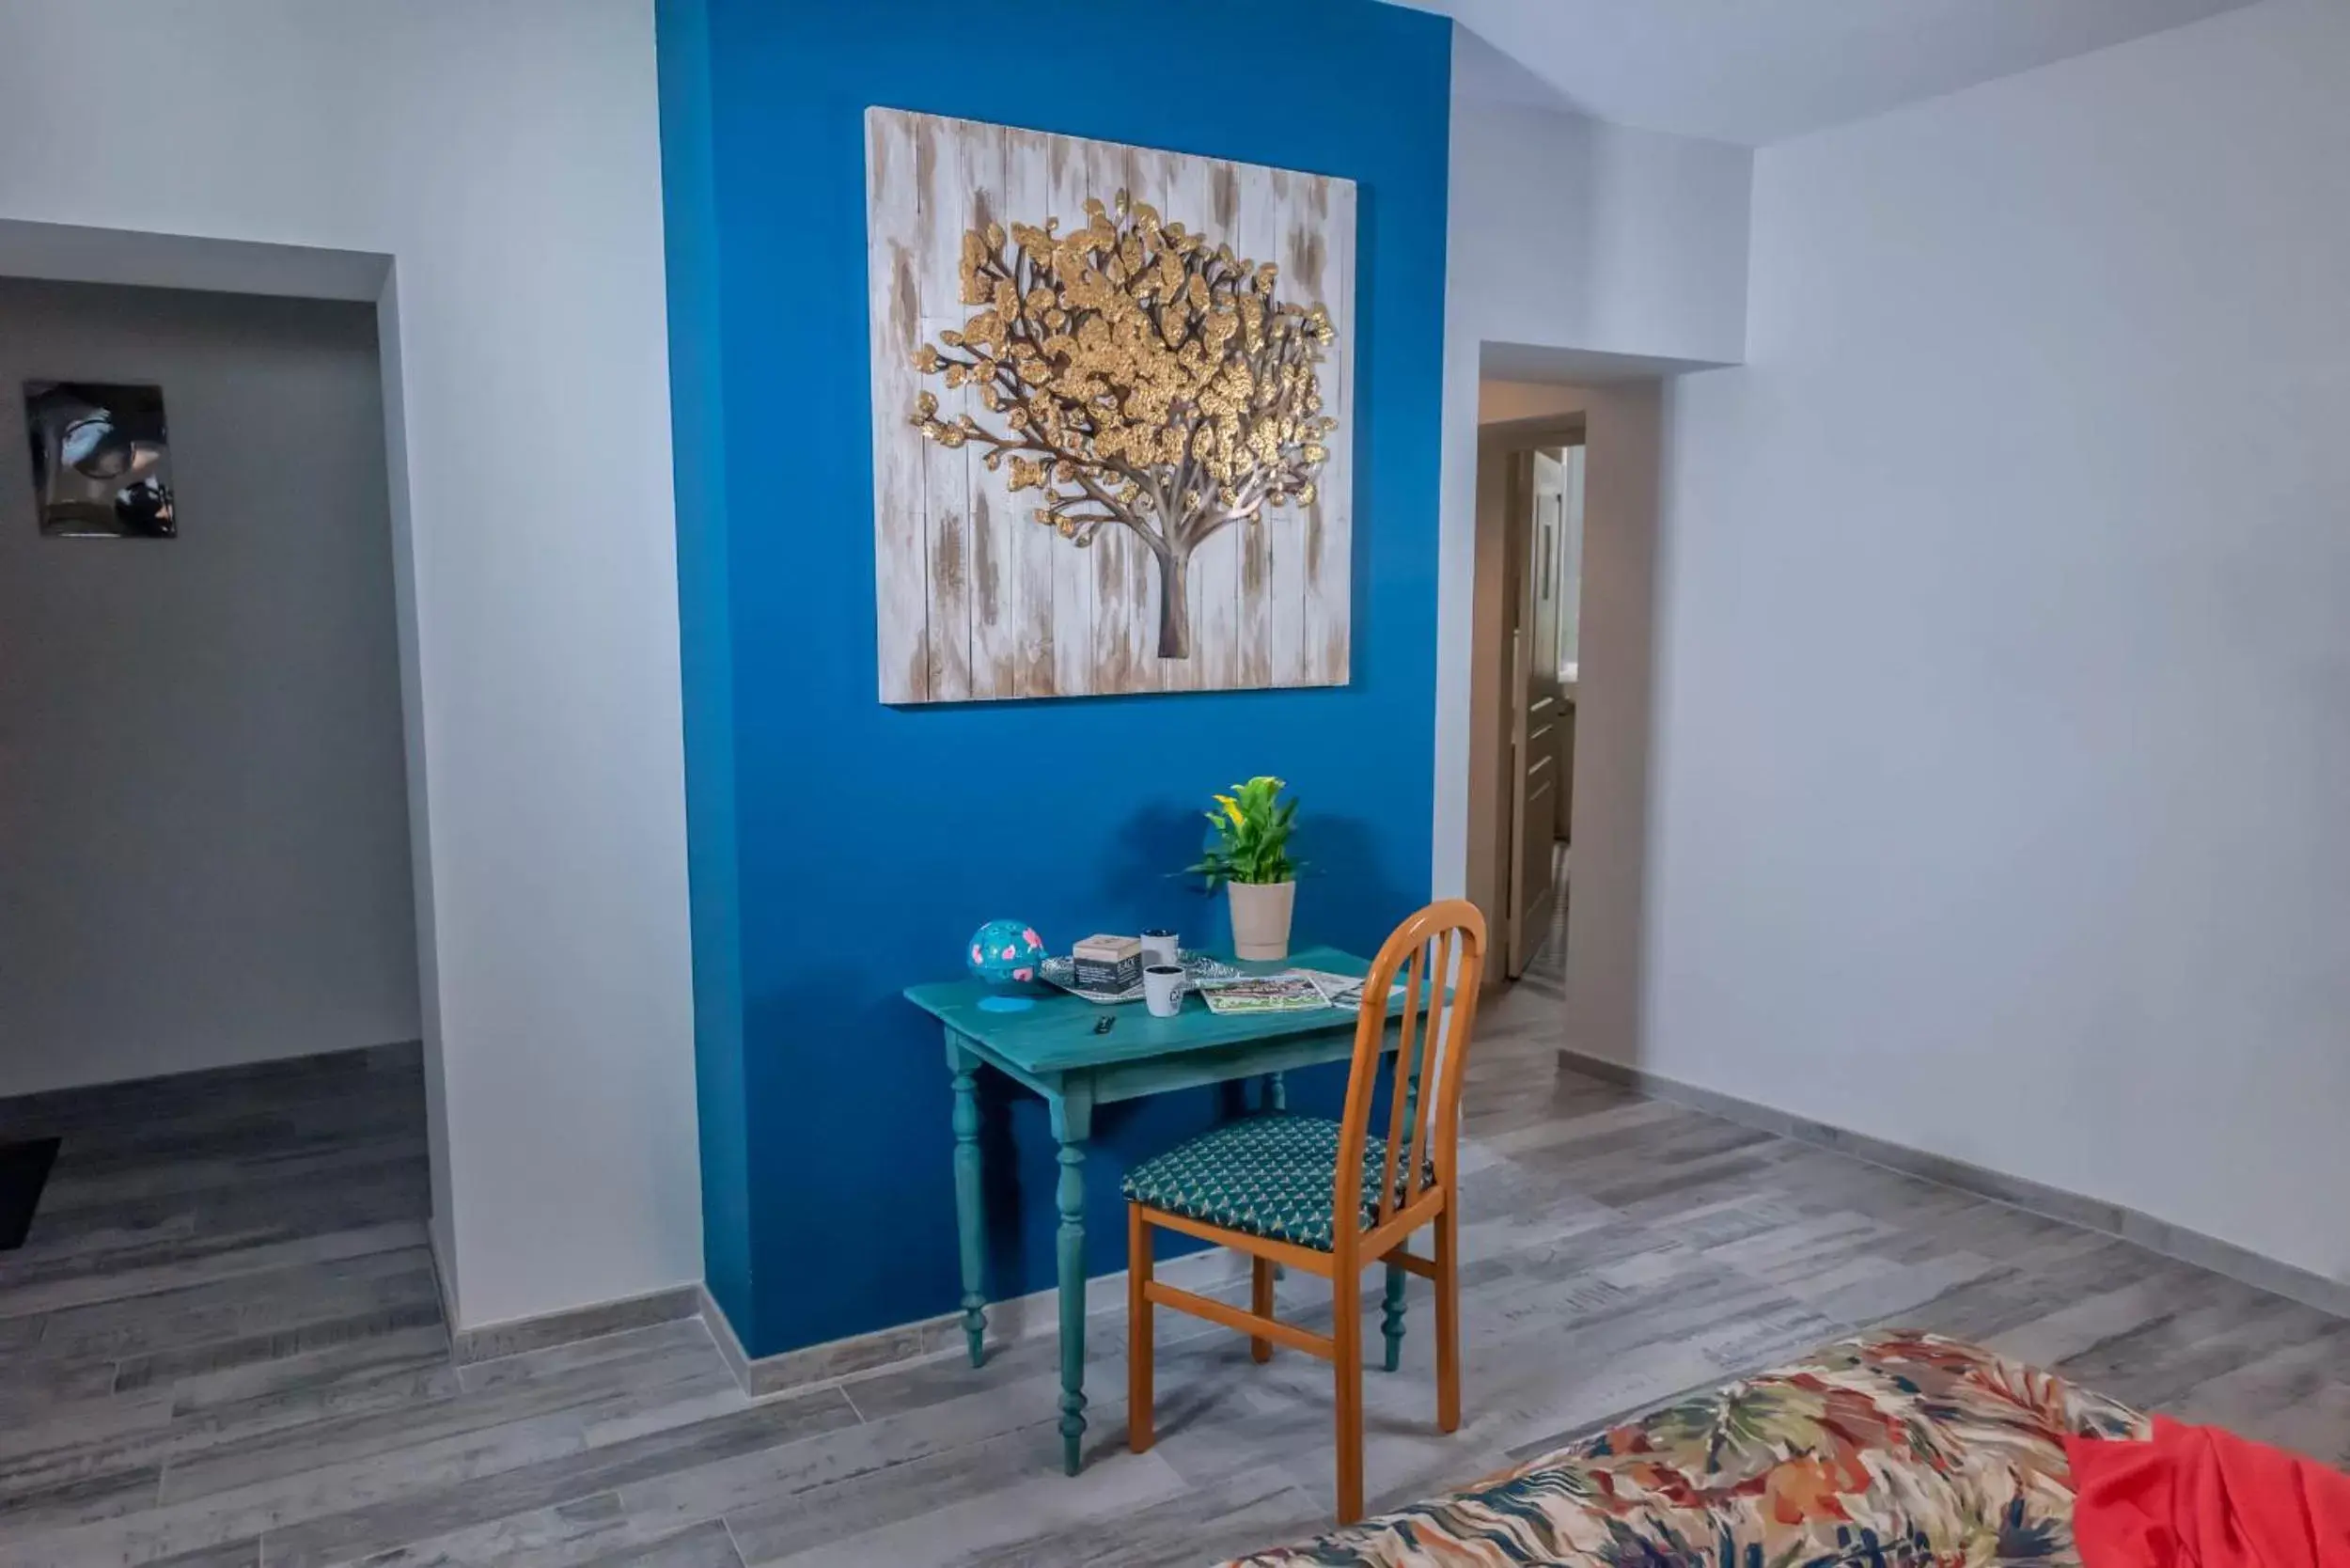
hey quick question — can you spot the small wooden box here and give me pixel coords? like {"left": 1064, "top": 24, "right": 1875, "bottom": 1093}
{"left": 1072, "top": 934, "right": 1143, "bottom": 993}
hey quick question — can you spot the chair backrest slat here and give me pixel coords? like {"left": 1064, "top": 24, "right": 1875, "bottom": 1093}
{"left": 1402, "top": 928, "right": 1453, "bottom": 1210}
{"left": 1334, "top": 901, "right": 1488, "bottom": 1256}
{"left": 1373, "top": 943, "right": 1419, "bottom": 1225}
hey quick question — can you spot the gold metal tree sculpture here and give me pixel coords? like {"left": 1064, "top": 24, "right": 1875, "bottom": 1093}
{"left": 911, "top": 190, "right": 1338, "bottom": 660}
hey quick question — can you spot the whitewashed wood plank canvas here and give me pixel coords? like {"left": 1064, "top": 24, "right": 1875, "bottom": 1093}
{"left": 866, "top": 108, "right": 1355, "bottom": 703}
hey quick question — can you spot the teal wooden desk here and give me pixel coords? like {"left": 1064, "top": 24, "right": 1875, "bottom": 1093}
{"left": 904, "top": 945, "right": 1414, "bottom": 1476}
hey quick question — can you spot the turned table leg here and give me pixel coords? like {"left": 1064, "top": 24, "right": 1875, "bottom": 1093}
{"left": 946, "top": 1032, "right": 988, "bottom": 1368}
{"left": 1051, "top": 1088, "right": 1094, "bottom": 1476}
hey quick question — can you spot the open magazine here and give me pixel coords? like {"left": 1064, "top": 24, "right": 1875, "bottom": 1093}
{"left": 1291, "top": 967, "right": 1407, "bottom": 1013}
{"left": 1193, "top": 968, "right": 1409, "bottom": 1016}
{"left": 1192, "top": 974, "right": 1327, "bottom": 1015}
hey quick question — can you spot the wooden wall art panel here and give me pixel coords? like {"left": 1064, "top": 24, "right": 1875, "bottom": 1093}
{"left": 867, "top": 108, "right": 1356, "bottom": 703}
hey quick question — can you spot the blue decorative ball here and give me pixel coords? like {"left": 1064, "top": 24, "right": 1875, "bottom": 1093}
{"left": 968, "top": 919, "right": 1047, "bottom": 989}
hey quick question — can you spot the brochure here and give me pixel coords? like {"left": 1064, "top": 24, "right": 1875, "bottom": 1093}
{"left": 1193, "top": 974, "right": 1330, "bottom": 1015}
{"left": 1292, "top": 967, "right": 1405, "bottom": 1013}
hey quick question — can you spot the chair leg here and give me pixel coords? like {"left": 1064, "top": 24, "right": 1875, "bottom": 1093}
{"left": 1332, "top": 1262, "right": 1365, "bottom": 1524}
{"left": 1434, "top": 1204, "right": 1461, "bottom": 1435}
{"left": 1250, "top": 1255, "right": 1274, "bottom": 1363}
{"left": 1128, "top": 1205, "right": 1154, "bottom": 1453}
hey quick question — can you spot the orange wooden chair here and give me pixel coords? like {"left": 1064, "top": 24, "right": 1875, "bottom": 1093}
{"left": 1121, "top": 900, "right": 1488, "bottom": 1523}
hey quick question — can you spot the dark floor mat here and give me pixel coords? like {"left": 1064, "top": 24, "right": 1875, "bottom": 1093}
{"left": 0, "top": 1137, "right": 61, "bottom": 1250}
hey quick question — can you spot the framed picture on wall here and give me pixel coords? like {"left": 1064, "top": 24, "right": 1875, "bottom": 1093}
{"left": 866, "top": 108, "right": 1355, "bottom": 704}
{"left": 24, "top": 381, "right": 177, "bottom": 539}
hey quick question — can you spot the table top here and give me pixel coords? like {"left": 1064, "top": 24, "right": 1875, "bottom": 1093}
{"left": 905, "top": 946, "right": 1386, "bottom": 1075}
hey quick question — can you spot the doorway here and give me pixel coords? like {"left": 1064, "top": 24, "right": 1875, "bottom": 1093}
{"left": 0, "top": 222, "right": 455, "bottom": 1317}
{"left": 1464, "top": 405, "right": 1582, "bottom": 987}
{"left": 1501, "top": 439, "right": 1586, "bottom": 980}
{"left": 0, "top": 278, "right": 421, "bottom": 1094}
{"left": 1460, "top": 368, "right": 1668, "bottom": 1089}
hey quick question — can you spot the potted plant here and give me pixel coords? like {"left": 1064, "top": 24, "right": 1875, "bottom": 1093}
{"left": 1185, "top": 776, "right": 1301, "bottom": 961}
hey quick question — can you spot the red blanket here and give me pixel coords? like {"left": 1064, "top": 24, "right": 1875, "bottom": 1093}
{"left": 2068, "top": 1417, "right": 2350, "bottom": 1568}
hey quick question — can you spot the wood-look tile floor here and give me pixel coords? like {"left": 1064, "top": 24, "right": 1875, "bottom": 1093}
{"left": 6, "top": 952, "right": 2348, "bottom": 1565}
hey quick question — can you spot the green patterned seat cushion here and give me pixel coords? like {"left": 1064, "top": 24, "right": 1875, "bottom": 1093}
{"left": 1121, "top": 1113, "right": 1433, "bottom": 1252}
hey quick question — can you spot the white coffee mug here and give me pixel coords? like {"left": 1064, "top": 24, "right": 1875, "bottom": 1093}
{"left": 1143, "top": 964, "right": 1185, "bottom": 1018}
{"left": 1139, "top": 928, "right": 1179, "bottom": 967}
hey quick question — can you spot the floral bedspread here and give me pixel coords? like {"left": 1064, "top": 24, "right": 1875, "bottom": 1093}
{"left": 1223, "top": 1329, "right": 2148, "bottom": 1567}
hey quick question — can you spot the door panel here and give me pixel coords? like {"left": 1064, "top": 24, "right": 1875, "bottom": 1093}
{"left": 1506, "top": 450, "right": 1568, "bottom": 979}
{"left": 1556, "top": 444, "right": 1584, "bottom": 844}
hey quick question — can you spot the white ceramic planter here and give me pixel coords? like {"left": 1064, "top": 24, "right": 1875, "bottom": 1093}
{"left": 1228, "top": 880, "right": 1296, "bottom": 962}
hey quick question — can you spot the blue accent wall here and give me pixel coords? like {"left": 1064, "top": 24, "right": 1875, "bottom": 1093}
{"left": 657, "top": 0, "right": 753, "bottom": 1330}
{"left": 659, "top": 0, "right": 1452, "bottom": 1358}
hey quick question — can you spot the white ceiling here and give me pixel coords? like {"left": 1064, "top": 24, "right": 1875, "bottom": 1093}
{"left": 1395, "top": 0, "right": 2259, "bottom": 146}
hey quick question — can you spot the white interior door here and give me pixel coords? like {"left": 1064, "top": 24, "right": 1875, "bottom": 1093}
{"left": 1505, "top": 450, "right": 1568, "bottom": 979}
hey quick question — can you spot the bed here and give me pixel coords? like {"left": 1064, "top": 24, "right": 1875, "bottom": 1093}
{"left": 1221, "top": 1328, "right": 2146, "bottom": 1566}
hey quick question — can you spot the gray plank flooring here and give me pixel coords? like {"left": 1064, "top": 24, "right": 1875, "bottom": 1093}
{"left": 4, "top": 912, "right": 2346, "bottom": 1566}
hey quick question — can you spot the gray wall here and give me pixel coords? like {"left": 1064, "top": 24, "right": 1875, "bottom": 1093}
{"left": 1647, "top": 0, "right": 2350, "bottom": 1283}
{"left": 0, "top": 278, "right": 418, "bottom": 1095}
{"left": 1560, "top": 384, "right": 1662, "bottom": 1076}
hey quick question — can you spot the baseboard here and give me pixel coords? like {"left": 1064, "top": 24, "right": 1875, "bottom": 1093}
{"left": 1555, "top": 1045, "right": 2350, "bottom": 1322}
{"left": 446, "top": 1281, "right": 703, "bottom": 1366}
{"left": 696, "top": 1281, "right": 757, "bottom": 1391}
{"left": 697, "top": 1246, "right": 1261, "bottom": 1399}
{"left": 697, "top": 1283, "right": 941, "bottom": 1397}
{"left": 426, "top": 1217, "right": 461, "bottom": 1343}
{"left": 0, "top": 1038, "right": 423, "bottom": 1121}
{"left": 435, "top": 1044, "right": 2350, "bottom": 1391}
{"left": 437, "top": 1259, "right": 1193, "bottom": 1393}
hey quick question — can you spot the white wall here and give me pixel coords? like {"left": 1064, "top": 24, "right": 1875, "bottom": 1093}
{"left": 1449, "top": 103, "right": 1752, "bottom": 371}
{"left": 1434, "top": 74, "right": 1752, "bottom": 897}
{"left": 0, "top": 0, "right": 702, "bottom": 1327}
{"left": 1558, "top": 384, "right": 1665, "bottom": 1076}
{"left": 1649, "top": 0, "right": 2350, "bottom": 1282}
{"left": 0, "top": 281, "right": 418, "bottom": 1095}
